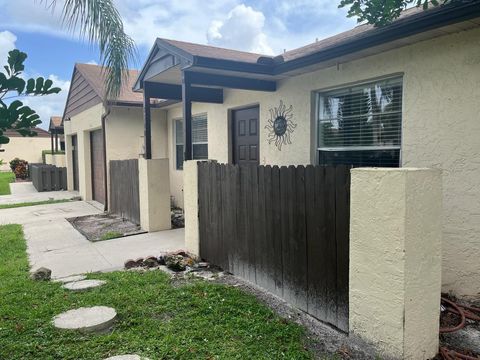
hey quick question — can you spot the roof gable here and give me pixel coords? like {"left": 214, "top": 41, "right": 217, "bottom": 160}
{"left": 62, "top": 67, "right": 102, "bottom": 120}
{"left": 63, "top": 64, "right": 143, "bottom": 120}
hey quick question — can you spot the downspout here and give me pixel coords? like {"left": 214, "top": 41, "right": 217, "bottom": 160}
{"left": 101, "top": 106, "right": 111, "bottom": 212}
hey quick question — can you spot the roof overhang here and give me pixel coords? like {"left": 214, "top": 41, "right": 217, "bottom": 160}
{"left": 134, "top": 2, "right": 480, "bottom": 94}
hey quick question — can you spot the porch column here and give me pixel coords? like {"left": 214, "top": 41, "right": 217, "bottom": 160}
{"left": 54, "top": 129, "right": 59, "bottom": 152}
{"left": 349, "top": 168, "right": 442, "bottom": 360}
{"left": 143, "top": 85, "right": 152, "bottom": 159}
{"left": 50, "top": 131, "right": 54, "bottom": 154}
{"left": 182, "top": 71, "right": 193, "bottom": 161}
{"left": 138, "top": 158, "right": 171, "bottom": 231}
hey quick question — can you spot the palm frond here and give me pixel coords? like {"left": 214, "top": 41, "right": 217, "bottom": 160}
{"left": 44, "top": 0, "right": 137, "bottom": 99}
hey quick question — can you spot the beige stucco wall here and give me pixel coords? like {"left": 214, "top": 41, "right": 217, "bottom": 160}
{"left": 0, "top": 136, "right": 51, "bottom": 171}
{"left": 45, "top": 153, "right": 66, "bottom": 168}
{"left": 64, "top": 103, "right": 169, "bottom": 206}
{"left": 183, "top": 160, "right": 200, "bottom": 255}
{"left": 138, "top": 158, "right": 171, "bottom": 231}
{"left": 350, "top": 168, "right": 442, "bottom": 359}
{"left": 165, "top": 26, "right": 479, "bottom": 296}
{"left": 64, "top": 103, "right": 103, "bottom": 200}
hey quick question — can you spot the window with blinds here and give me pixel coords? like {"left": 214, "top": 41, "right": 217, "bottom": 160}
{"left": 317, "top": 77, "right": 402, "bottom": 167}
{"left": 175, "top": 114, "right": 208, "bottom": 170}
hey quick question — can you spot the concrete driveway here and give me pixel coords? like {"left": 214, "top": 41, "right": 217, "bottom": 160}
{"left": 0, "top": 201, "right": 185, "bottom": 278}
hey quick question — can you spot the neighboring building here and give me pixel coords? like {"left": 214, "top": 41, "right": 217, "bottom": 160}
{"left": 62, "top": 63, "right": 171, "bottom": 207}
{"left": 133, "top": 3, "right": 480, "bottom": 297}
{"left": 48, "top": 116, "right": 65, "bottom": 152}
{"left": 0, "top": 128, "right": 51, "bottom": 171}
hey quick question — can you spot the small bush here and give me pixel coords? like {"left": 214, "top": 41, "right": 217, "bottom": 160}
{"left": 9, "top": 158, "right": 28, "bottom": 179}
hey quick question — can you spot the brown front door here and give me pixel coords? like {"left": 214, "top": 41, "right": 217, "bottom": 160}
{"left": 232, "top": 106, "right": 259, "bottom": 166}
{"left": 90, "top": 129, "right": 105, "bottom": 204}
{"left": 71, "top": 135, "right": 79, "bottom": 191}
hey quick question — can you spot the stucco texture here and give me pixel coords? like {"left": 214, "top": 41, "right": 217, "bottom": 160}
{"left": 45, "top": 154, "right": 66, "bottom": 168}
{"left": 168, "top": 27, "right": 480, "bottom": 296}
{"left": 0, "top": 136, "right": 51, "bottom": 170}
{"left": 349, "top": 168, "right": 442, "bottom": 359}
{"left": 64, "top": 104, "right": 169, "bottom": 206}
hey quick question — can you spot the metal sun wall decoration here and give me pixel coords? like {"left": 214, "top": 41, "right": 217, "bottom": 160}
{"left": 265, "top": 100, "right": 297, "bottom": 150}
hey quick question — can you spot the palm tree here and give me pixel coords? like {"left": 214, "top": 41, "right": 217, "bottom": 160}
{"left": 46, "top": 0, "right": 137, "bottom": 99}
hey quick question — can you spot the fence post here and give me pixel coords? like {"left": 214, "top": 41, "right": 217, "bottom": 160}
{"left": 349, "top": 168, "right": 442, "bottom": 360}
{"left": 184, "top": 160, "right": 201, "bottom": 256}
{"left": 138, "top": 158, "right": 171, "bottom": 231}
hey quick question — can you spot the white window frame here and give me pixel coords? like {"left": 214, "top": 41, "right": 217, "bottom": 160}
{"left": 174, "top": 113, "right": 208, "bottom": 171}
{"left": 315, "top": 76, "right": 403, "bottom": 167}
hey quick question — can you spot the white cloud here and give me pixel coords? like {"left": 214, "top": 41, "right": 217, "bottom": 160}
{"left": 0, "top": 31, "right": 17, "bottom": 64}
{"left": 207, "top": 4, "right": 273, "bottom": 55}
{"left": 0, "top": 0, "right": 357, "bottom": 57}
{"left": 21, "top": 74, "right": 70, "bottom": 130}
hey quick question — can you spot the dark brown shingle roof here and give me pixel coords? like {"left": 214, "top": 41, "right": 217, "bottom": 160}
{"left": 75, "top": 63, "right": 143, "bottom": 103}
{"left": 3, "top": 127, "right": 50, "bottom": 138}
{"left": 159, "top": 38, "right": 267, "bottom": 63}
{"left": 157, "top": 6, "right": 434, "bottom": 64}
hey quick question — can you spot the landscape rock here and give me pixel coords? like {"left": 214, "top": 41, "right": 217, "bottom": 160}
{"left": 164, "top": 254, "right": 187, "bottom": 272}
{"left": 143, "top": 256, "right": 159, "bottom": 268}
{"left": 124, "top": 259, "right": 137, "bottom": 269}
{"left": 157, "top": 255, "right": 166, "bottom": 266}
{"left": 171, "top": 209, "right": 184, "bottom": 229}
{"left": 30, "top": 267, "right": 52, "bottom": 281}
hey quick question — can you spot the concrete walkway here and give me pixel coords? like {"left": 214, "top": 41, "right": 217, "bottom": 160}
{"left": 0, "top": 201, "right": 185, "bottom": 278}
{"left": 0, "top": 182, "right": 79, "bottom": 205}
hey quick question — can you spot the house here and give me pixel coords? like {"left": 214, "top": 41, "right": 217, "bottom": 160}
{"left": 62, "top": 63, "right": 172, "bottom": 208}
{"left": 132, "top": 1, "right": 480, "bottom": 301}
{"left": 0, "top": 127, "right": 51, "bottom": 171}
{"left": 48, "top": 116, "right": 65, "bottom": 153}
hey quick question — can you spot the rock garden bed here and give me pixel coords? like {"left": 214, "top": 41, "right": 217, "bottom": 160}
{"left": 67, "top": 213, "right": 145, "bottom": 242}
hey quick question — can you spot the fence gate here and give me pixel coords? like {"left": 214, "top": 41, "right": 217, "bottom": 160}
{"left": 198, "top": 163, "right": 350, "bottom": 331}
{"left": 109, "top": 159, "right": 140, "bottom": 224}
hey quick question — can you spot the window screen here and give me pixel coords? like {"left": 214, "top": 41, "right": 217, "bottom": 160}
{"left": 175, "top": 119, "right": 183, "bottom": 170}
{"left": 175, "top": 114, "right": 208, "bottom": 170}
{"left": 317, "top": 77, "right": 402, "bottom": 167}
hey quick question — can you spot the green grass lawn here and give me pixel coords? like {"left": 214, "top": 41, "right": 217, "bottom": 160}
{"left": 0, "top": 224, "right": 313, "bottom": 360}
{"left": 0, "top": 171, "right": 15, "bottom": 195}
{"left": 0, "top": 198, "right": 72, "bottom": 209}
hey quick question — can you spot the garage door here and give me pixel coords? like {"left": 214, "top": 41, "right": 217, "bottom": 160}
{"left": 90, "top": 129, "right": 105, "bottom": 204}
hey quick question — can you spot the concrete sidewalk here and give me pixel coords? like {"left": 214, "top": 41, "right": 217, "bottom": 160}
{"left": 0, "top": 182, "right": 79, "bottom": 205}
{"left": 0, "top": 201, "right": 185, "bottom": 278}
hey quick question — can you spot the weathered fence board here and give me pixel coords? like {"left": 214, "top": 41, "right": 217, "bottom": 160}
{"left": 30, "top": 164, "right": 67, "bottom": 192}
{"left": 109, "top": 159, "right": 140, "bottom": 224}
{"left": 198, "top": 162, "right": 351, "bottom": 332}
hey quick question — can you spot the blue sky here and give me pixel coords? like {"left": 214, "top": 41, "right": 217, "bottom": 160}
{"left": 0, "top": 0, "right": 357, "bottom": 129}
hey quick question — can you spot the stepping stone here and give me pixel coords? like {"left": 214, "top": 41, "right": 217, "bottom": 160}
{"left": 104, "top": 356, "right": 149, "bottom": 360}
{"left": 63, "top": 279, "right": 106, "bottom": 291}
{"left": 54, "top": 274, "right": 87, "bottom": 283}
{"left": 53, "top": 306, "right": 116, "bottom": 333}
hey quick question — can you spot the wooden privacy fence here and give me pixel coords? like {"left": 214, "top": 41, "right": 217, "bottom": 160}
{"left": 198, "top": 162, "right": 351, "bottom": 331}
{"left": 109, "top": 159, "right": 140, "bottom": 224}
{"left": 30, "top": 164, "right": 67, "bottom": 192}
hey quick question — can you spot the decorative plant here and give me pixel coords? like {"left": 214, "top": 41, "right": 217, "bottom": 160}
{"left": 0, "top": 50, "right": 61, "bottom": 145}
{"left": 339, "top": 0, "right": 462, "bottom": 27}
{"left": 9, "top": 158, "right": 28, "bottom": 179}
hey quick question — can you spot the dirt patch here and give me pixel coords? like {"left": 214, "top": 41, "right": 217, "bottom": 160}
{"left": 67, "top": 213, "right": 145, "bottom": 242}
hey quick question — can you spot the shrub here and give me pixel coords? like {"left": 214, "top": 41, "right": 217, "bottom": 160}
{"left": 9, "top": 158, "right": 28, "bottom": 179}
